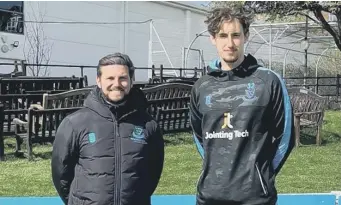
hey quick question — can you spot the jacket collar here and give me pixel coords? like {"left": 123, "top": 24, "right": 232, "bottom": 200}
{"left": 207, "top": 54, "right": 260, "bottom": 78}
{"left": 84, "top": 86, "right": 148, "bottom": 121}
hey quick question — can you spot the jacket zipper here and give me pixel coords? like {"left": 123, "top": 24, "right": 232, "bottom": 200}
{"left": 86, "top": 105, "right": 138, "bottom": 204}
{"left": 112, "top": 109, "right": 137, "bottom": 205}
{"left": 114, "top": 121, "right": 121, "bottom": 205}
{"left": 255, "top": 163, "right": 268, "bottom": 196}
{"left": 118, "top": 109, "right": 137, "bottom": 121}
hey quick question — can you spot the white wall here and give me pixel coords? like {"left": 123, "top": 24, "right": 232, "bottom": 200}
{"left": 23, "top": 1, "right": 123, "bottom": 84}
{"left": 1, "top": 1, "right": 216, "bottom": 84}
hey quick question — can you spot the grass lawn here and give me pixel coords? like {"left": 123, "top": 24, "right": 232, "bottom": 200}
{"left": 0, "top": 111, "right": 340, "bottom": 196}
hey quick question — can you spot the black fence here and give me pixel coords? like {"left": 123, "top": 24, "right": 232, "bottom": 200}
{"left": 0, "top": 62, "right": 206, "bottom": 79}
{"left": 1, "top": 61, "right": 341, "bottom": 101}
{"left": 0, "top": 62, "right": 96, "bottom": 78}
{"left": 284, "top": 75, "right": 341, "bottom": 102}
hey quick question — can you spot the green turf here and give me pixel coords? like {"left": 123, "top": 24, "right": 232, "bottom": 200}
{"left": 0, "top": 111, "right": 340, "bottom": 196}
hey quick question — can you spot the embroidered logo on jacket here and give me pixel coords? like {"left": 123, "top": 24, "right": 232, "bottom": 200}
{"left": 88, "top": 132, "right": 96, "bottom": 143}
{"left": 245, "top": 82, "right": 256, "bottom": 99}
{"left": 205, "top": 95, "right": 212, "bottom": 106}
{"left": 130, "top": 126, "right": 147, "bottom": 144}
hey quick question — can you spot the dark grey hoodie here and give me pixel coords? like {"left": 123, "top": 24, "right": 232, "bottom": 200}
{"left": 190, "top": 54, "right": 295, "bottom": 205}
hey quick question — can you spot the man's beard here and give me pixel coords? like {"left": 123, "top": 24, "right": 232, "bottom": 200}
{"left": 222, "top": 57, "right": 238, "bottom": 64}
{"left": 101, "top": 86, "right": 128, "bottom": 104}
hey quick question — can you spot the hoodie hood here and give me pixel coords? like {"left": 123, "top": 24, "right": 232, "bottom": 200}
{"left": 84, "top": 86, "right": 148, "bottom": 120}
{"left": 207, "top": 54, "right": 260, "bottom": 78}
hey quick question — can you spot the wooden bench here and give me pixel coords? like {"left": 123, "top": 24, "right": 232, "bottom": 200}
{"left": 0, "top": 88, "right": 90, "bottom": 136}
{"left": 41, "top": 87, "right": 92, "bottom": 109}
{"left": 0, "top": 87, "right": 91, "bottom": 160}
{"left": 0, "top": 94, "right": 41, "bottom": 137}
{"left": 2, "top": 110, "right": 28, "bottom": 158}
{"left": 145, "top": 79, "right": 196, "bottom": 87}
{"left": 156, "top": 108, "right": 191, "bottom": 134}
{"left": 0, "top": 76, "right": 87, "bottom": 94}
{"left": 2, "top": 109, "right": 28, "bottom": 136}
{"left": 0, "top": 94, "right": 43, "bottom": 110}
{"left": 0, "top": 104, "right": 4, "bottom": 161}
{"left": 150, "top": 75, "right": 199, "bottom": 84}
{"left": 0, "top": 105, "right": 28, "bottom": 161}
{"left": 22, "top": 90, "right": 66, "bottom": 95}
{"left": 288, "top": 87, "right": 327, "bottom": 146}
{"left": 30, "top": 87, "right": 92, "bottom": 110}
{"left": 142, "top": 83, "right": 192, "bottom": 134}
{"left": 142, "top": 83, "right": 192, "bottom": 100}
{"left": 147, "top": 97, "right": 190, "bottom": 120}
{"left": 142, "top": 83, "right": 192, "bottom": 119}
{"left": 12, "top": 107, "right": 81, "bottom": 160}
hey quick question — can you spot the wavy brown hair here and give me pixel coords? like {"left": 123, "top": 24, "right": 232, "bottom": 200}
{"left": 205, "top": 7, "right": 254, "bottom": 37}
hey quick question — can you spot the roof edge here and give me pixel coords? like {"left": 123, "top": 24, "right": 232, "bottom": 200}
{"left": 153, "top": 1, "right": 208, "bottom": 15}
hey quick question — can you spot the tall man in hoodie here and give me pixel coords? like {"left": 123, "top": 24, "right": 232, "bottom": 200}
{"left": 51, "top": 53, "right": 164, "bottom": 205}
{"left": 190, "top": 7, "right": 295, "bottom": 205}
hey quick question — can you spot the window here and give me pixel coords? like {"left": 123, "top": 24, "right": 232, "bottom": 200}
{"left": 0, "top": 1, "right": 24, "bottom": 34}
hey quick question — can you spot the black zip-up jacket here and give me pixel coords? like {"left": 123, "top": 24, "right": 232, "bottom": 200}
{"left": 51, "top": 86, "right": 164, "bottom": 205}
{"left": 190, "top": 54, "right": 295, "bottom": 205}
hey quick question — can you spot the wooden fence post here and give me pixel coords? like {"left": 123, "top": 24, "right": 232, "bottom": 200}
{"left": 315, "top": 77, "right": 319, "bottom": 94}
{"left": 152, "top": 65, "right": 155, "bottom": 78}
{"left": 0, "top": 104, "right": 4, "bottom": 161}
{"left": 337, "top": 74, "right": 340, "bottom": 102}
{"left": 21, "top": 60, "right": 27, "bottom": 76}
{"left": 160, "top": 65, "right": 164, "bottom": 83}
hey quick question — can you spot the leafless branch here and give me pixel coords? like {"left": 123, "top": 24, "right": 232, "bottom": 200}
{"left": 23, "top": 2, "right": 53, "bottom": 76}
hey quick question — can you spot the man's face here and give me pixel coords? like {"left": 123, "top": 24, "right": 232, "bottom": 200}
{"left": 210, "top": 19, "right": 248, "bottom": 65}
{"left": 96, "top": 65, "right": 132, "bottom": 102}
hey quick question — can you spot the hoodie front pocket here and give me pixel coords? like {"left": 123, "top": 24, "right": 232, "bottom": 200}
{"left": 255, "top": 163, "right": 268, "bottom": 196}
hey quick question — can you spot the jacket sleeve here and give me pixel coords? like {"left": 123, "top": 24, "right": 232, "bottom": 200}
{"left": 51, "top": 118, "right": 78, "bottom": 205}
{"left": 189, "top": 85, "right": 204, "bottom": 159}
{"left": 270, "top": 76, "right": 295, "bottom": 175}
{"left": 147, "top": 123, "right": 164, "bottom": 196}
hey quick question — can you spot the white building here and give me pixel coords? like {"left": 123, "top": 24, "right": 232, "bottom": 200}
{"left": 0, "top": 1, "right": 218, "bottom": 85}
{"left": 2, "top": 1, "right": 334, "bottom": 84}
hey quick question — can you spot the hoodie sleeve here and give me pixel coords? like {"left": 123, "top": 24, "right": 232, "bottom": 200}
{"left": 189, "top": 85, "right": 204, "bottom": 159}
{"left": 270, "top": 74, "right": 295, "bottom": 175}
{"left": 147, "top": 122, "right": 164, "bottom": 196}
{"left": 51, "top": 118, "right": 78, "bottom": 205}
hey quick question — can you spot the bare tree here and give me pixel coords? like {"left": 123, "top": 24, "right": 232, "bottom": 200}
{"left": 23, "top": 3, "right": 53, "bottom": 76}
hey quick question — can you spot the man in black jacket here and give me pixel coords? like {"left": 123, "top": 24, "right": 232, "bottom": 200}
{"left": 51, "top": 53, "right": 164, "bottom": 205}
{"left": 189, "top": 7, "right": 295, "bottom": 205}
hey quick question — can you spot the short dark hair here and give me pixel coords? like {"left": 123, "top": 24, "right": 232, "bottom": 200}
{"left": 97, "top": 53, "right": 135, "bottom": 78}
{"left": 205, "top": 7, "right": 254, "bottom": 37}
